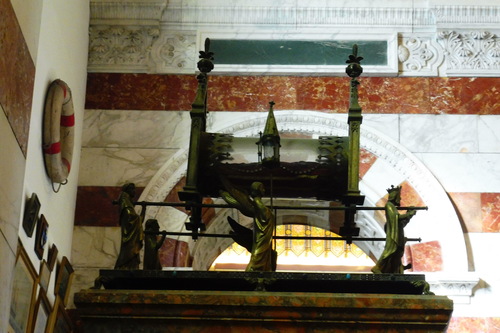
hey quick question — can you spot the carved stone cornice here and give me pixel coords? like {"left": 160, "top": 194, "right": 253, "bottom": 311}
{"left": 89, "top": 2, "right": 500, "bottom": 29}
{"left": 162, "top": 6, "right": 435, "bottom": 28}
{"left": 433, "top": 6, "right": 500, "bottom": 27}
{"left": 90, "top": 0, "right": 167, "bottom": 25}
{"left": 426, "top": 272, "right": 480, "bottom": 304}
{"left": 87, "top": 2, "right": 500, "bottom": 76}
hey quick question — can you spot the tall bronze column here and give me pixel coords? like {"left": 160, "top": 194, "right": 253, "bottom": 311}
{"left": 178, "top": 39, "right": 214, "bottom": 238}
{"left": 340, "top": 45, "right": 365, "bottom": 239}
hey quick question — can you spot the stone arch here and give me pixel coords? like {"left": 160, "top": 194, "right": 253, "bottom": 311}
{"left": 139, "top": 111, "right": 468, "bottom": 272}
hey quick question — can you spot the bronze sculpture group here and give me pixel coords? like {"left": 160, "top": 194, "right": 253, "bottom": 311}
{"left": 114, "top": 183, "right": 166, "bottom": 270}
{"left": 114, "top": 182, "right": 417, "bottom": 274}
{"left": 112, "top": 43, "right": 421, "bottom": 276}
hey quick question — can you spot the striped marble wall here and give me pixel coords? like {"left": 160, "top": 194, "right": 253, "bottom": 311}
{"left": 76, "top": 72, "right": 500, "bottom": 329}
{"left": 79, "top": 73, "right": 500, "bottom": 237}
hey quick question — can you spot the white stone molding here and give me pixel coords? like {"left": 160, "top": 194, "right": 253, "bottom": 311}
{"left": 398, "top": 34, "right": 444, "bottom": 76}
{"left": 88, "top": 2, "right": 500, "bottom": 76}
{"left": 426, "top": 272, "right": 480, "bottom": 304}
{"left": 437, "top": 30, "right": 500, "bottom": 77}
{"left": 162, "top": 5, "right": 435, "bottom": 30}
{"left": 140, "top": 148, "right": 188, "bottom": 220}
{"left": 90, "top": 0, "right": 167, "bottom": 25}
{"left": 149, "top": 31, "right": 197, "bottom": 74}
{"left": 162, "top": 5, "right": 499, "bottom": 31}
{"left": 433, "top": 6, "right": 500, "bottom": 29}
{"left": 88, "top": 25, "right": 160, "bottom": 73}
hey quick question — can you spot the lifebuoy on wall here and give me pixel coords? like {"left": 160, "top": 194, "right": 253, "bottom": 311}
{"left": 42, "top": 79, "right": 75, "bottom": 190}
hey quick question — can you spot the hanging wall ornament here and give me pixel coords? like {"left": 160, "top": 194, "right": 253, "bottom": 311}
{"left": 42, "top": 79, "right": 75, "bottom": 192}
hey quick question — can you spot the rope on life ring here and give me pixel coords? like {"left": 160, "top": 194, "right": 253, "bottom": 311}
{"left": 42, "top": 79, "right": 75, "bottom": 192}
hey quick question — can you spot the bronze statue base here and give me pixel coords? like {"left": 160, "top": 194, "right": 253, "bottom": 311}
{"left": 96, "top": 269, "right": 428, "bottom": 295}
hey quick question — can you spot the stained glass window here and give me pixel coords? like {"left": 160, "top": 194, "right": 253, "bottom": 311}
{"left": 210, "top": 224, "right": 375, "bottom": 272}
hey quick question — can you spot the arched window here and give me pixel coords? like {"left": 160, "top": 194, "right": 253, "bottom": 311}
{"left": 210, "top": 225, "right": 375, "bottom": 272}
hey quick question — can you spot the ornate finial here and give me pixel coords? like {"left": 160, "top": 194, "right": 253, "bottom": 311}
{"left": 346, "top": 44, "right": 364, "bottom": 78}
{"left": 197, "top": 38, "right": 214, "bottom": 74}
{"left": 263, "top": 101, "right": 279, "bottom": 138}
{"left": 257, "top": 101, "right": 280, "bottom": 168}
{"left": 204, "top": 38, "right": 211, "bottom": 54}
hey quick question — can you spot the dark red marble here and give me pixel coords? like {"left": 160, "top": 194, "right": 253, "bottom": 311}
{"left": 447, "top": 317, "right": 500, "bottom": 333}
{"left": 399, "top": 181, "right": 425, "bottom": 208}
{"left": 359, "top": 148, "right": 377, "bottom": 180}
{"left": 74, "top": 186, "right": 144, "bottom": 226}
{"left": 85, "top": 74, "right": 500, "bottom": 114}
{"left": 85, "top": 73, "right": 198, "bottom": 111}
{"left": 481, "top": 192, "right": 500, "bottom": 232}
{"left": 430, "top": 77, "right": 500, "bottom": 115}
{"left": 360, "top": 77, "right": 432, "bottom": 114}
{"left": 0, "top": 0, "right": 36, "bottom": 156}
{"left": 448, "top": 192, "right": 482, "bottom": 233}
{"left": 159, "top": 238, "right": 191, "bottom": 267}
{"left": 448, "top": 192, "right": 500, "bottom": 233}
{"left": 409, "top": 240, "right": 443, "bottom": 272}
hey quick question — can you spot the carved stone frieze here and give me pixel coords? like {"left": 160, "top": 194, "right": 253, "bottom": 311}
{"left": 149, "top": 32, "right": 197, "bottom": 73}
{"left": 87, "top": 3, "right": 500, "bottom": 75}
{"left": 437, "top": 31, "right": 500, "bottom": 76}
{"left": 398, "top": 36, "right": 444, "bottom": 76}
{"left": 88, "top": 25, "right": 160, "bottom": 72}
{"left": 87, "top": 27, "right": 500, "bottom": 76}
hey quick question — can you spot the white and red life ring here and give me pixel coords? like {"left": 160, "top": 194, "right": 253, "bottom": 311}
{"left": 42, "top": 79, "right": 75, "bottom": 186}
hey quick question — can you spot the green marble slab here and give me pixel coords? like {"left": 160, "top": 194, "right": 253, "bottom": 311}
{"left": 211, "top": 40, "right": 388, "bottom": 65}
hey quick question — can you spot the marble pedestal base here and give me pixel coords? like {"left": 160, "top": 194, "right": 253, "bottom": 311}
{"left": 74, "top": 289, "right": 453, "bottom": 332}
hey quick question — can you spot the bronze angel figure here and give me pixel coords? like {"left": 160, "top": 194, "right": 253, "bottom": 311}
{"left": 220, "top": 179, "right": 277, "bottom": 272}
